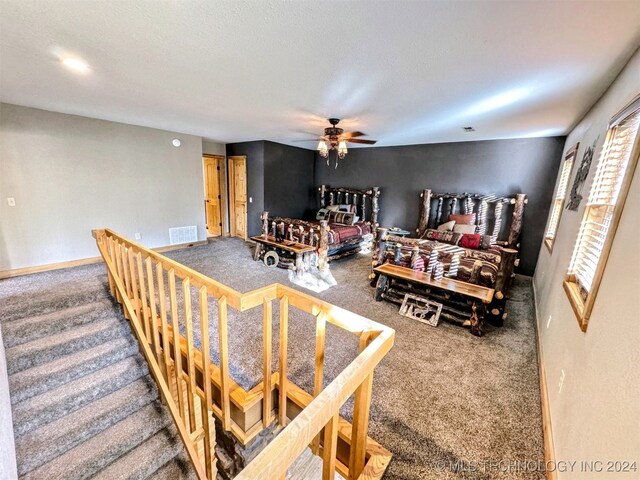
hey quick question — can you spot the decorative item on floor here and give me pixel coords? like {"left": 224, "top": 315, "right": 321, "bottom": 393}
{"left": 567, "top": 136, "right": 598, "bottom": 211}
{"left": 399, "top": 293, "right": 443, "bottom": 327}
{"left": 287, "top": 265, "right": 337, "bottom": 293}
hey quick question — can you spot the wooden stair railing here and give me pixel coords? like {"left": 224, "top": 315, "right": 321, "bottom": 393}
{"left": 93, "top": 229, "right": 395, "bottom": 480}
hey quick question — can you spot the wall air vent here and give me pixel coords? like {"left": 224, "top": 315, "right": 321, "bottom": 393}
{"left": 169, "top": 226, "right": 198, "bottom": 245}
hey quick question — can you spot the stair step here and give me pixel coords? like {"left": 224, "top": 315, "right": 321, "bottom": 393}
{"left": 0, "top": 288, "right": 111, "bottom": 323}
{"left": 9, "top": 336, "right": 139, "bottom": 405}
{"left": 1, "top": 300, "right": 116, "bottom": 348}
{"left": 92, "top": 425, "right": 183, "bottom": 480}
{"left": 22, "top": 401, "right": 172, "bottom": 480}
{"left": 12, "top": 355, "right": 148, "bottom": 437}
{"left": 146, "top": 455, "right": 197, "bottom": 480}
{"left": 15, "top": 376, "right": 159, "bottom": 476}
{"left": 6, "top": 316, "right": 129, "bottom": 375}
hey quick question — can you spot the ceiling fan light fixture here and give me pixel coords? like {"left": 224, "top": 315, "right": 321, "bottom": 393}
{"left": 317, "top": 140, "right": 329, "bottom": 157}
{"left": 337, "top": 140, "right": 348, "bottom": 159}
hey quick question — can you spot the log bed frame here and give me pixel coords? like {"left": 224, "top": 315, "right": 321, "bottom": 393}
{"left": 372, "top": 188, "right": 527, "bottom": 331}
{"left": 261, "top": 185, "right": 381, "bottom": 270}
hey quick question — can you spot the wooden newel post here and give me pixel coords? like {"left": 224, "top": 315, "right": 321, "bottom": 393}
{"left": 261, "top": 211, "right": 269, "bottom": 237}
{"left": 371, "top": 187, "right": 381, "bottom": 228}
{"left": 318, "top": 220, "right": 329, "bottom": 272}
{"left": 417, "top": 189, "right": 432, "bottom": 236}
{"left": 370, "top": 227, "right": 388, "bottom": 283}
{"left": 507, "top": 193, "right": 526, "bottom": 249}
{"left": 319, "top": 185, "right": 327, "bottom": 208}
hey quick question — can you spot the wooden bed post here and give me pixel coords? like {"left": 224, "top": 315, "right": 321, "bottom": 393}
{"left": 507, "top": 193, "right": 527, "bottom": 249}
{"left": 318, "top": 220, "right": 329, "bottom": 272}
{"left": 319, "top": 185, "right": 327, "bottom": 208}
{"left": 417, "top": 189, "right": 432, "bottom": 236}
{"left": 371, "top": 187, "right": 381, "bottom": 228}
{"left": 261, "top": 211, "right": 269, "bottom": 238}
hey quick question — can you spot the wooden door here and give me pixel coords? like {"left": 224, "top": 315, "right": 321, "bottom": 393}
{"left": 228, "top": 156, "right": 248, "bottom": 240}
{"left": 203, "top": 155, "right": 223, "bottom": 237}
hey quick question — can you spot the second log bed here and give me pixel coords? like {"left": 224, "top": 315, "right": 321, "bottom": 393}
{"left": 259, "top": 185, "right": 381, "bottom": 270}
{"left": 372, "top": 189, "right": 527, "bottom": 333}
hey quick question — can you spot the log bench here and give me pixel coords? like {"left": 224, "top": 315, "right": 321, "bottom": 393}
{"left": 251, "top": 235, "right": 316, "bottom": 277}
{"left": 374, "top": 263, "right": 495, "bottom": 336}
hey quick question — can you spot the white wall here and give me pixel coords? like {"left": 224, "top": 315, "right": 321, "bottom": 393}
{"left": 534, "top": 50, "right": 639, "bottom": 477}
{"left": 0, "top": 103, "right": 206, "bottom": 271}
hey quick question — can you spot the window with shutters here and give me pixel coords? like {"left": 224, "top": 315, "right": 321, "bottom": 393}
{"left": 564, "top": 95, "right": 640, "bottom": 331}
{"left": 544, "top": 143, "right": 579, "bottom": 252}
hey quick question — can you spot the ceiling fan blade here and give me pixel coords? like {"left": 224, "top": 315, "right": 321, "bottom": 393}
{"left": 292, "top": 138, "right": 322, "bottom": 142}
{"left": 343, "top": 131, "right": 366, "bottom": 139}
{"left": 347, "top": 138, "right": 377, "bottom": 145}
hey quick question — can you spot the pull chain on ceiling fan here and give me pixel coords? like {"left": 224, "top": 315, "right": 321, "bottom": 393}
{"left": 315, "top": 118, "right": 377, "bottom": 168}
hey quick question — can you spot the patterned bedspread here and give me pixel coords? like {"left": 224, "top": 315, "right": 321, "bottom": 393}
{"left": 327, "top": 221, "right": 371, "bottom": 245}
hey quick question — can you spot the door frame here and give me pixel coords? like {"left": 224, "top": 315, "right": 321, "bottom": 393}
{"left": 202, "top": 154, "right": 227, "bottom": 237}
{"left": 228, "top": 155, "right": 248, "bottom": 240}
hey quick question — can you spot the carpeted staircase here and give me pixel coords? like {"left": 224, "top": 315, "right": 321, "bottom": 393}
{"left": 1, "top": 290, "right": 195, "bottom": 479}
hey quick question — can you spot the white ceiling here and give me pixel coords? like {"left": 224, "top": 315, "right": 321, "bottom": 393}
{"left": 1, "top": 1, "right": 639, "bottom": 148}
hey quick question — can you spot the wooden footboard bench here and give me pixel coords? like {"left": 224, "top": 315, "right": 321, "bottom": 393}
{"left": 374, "top": 263, "right": 494, "bottom": 336}
{"left": 251, "top": 235, "right": 316, "bottom": 276}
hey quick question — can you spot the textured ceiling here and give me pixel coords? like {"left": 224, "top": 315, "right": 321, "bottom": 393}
{"left": 1, "top": 1, "right": 639, "bottom": 148}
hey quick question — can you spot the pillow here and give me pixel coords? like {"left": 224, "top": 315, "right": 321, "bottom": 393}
{"left": 449, "top": 213, "right": 476, "bottom": 225}
{"left": 460, "top": 233, "right": 492, "bottom": 250}
{"left": 328, "top": 211, "right": 355, "bottom": 225}
{"left": 437, "top": 220, "right": 456, "bottom": 232}
{"left": 316, "top": 208, "right": 330, "bottom": 220}
{"left": 453, "top": 224, "right": 477, "bottom": 234}
{"left": 337, "top": 204, "right": 356, "bottom": 213}
{"left": 326, "top": 205, "right": 340, "bottom": 212}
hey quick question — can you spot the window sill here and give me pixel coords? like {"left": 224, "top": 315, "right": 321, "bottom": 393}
{"left": 563, "top": 280, "right": 589, "bottom": 332}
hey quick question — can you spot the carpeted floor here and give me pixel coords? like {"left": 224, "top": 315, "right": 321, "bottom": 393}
{"left": 0, "top": 237, "right": 545, "bottom": 479}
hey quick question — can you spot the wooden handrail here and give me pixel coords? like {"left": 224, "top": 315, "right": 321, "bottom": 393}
{"left": 92, "top": 229, "right": 395, "bottom": 480}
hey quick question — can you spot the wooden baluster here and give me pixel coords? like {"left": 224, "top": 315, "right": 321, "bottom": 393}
{"left": 156, "top": 263, "right": 174, "bottom": 393}
{"left": 449, "top": 197, "right": 458, "bottom": 217}
{"left": 491, "top": 201, "right": 504, "bottom": 244}
{"left": 344, "top": 192, "right": 350, "bottom": 204}
{"left": 337, "top": 191, "right": 343, "bottom": 204}
{"left": 319, "top": 185, "right": 327, "bottom": 208}
{"left": 136, "top": 252, "right": 150, "bottom": 339}
{"left": 417, "top": 189, "right": 432, "bottom": 236}
{"left": 199, "top": 286, "right": 214, "bottom": 480}
{"left": 278, "top": 295, "right": 289, "bottom": 426}
{"left": 371, "top": 187, "right": 380, "bottom": 227}
{"left": 182, "top": 278, "right": 198, "bottom": 433}
{"left": 362, "top": 194, "right": 368, "bottom": 221}
{"left": 312, "top": 311, "right": 327, "bottom": 454}
{"left": 145, "top": 257, "right": 161, "bottom": 365}
{"left": 349, "top": 332, "right": 374, "bottom": 480}
{"left": 322, "top": 414, "right": 339, "bottom": 480}
{"left": 435, "top": 197, "right": 444, "bottom": 225}
{"left": 168, "top": 269, "right": 187, "bottom": 419}
{"left": 110, "top": 238, "right": 122, "bottom": 303}
{"left": 121, "top": 245, "right": 132, "bottom": 304}
{"left": 329, "top": 191, "right": 334, "bottom": 206}
{"left": 218, "top": 296, "right": 231, "bottom": 430}
{"left": 105, "top": 237, "right": 116, "bottom": 297}
{"left": 263, "top": 298, "right": 273, "bottom": 428}
{"left": 127, "top": 249, "right": 140, "bottom": 322}
{"left": 478, "top": 198, "right": 488, "bottom": 235}
{"left": 507, "top": 193, "right": 527, "bottom": 248}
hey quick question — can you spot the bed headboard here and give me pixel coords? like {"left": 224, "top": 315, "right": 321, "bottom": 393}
{"left": 318, "top": 185, "right": 381, "bottom": 226}
{"left": 416, "top": 189, "right": 527, "bottom": 249}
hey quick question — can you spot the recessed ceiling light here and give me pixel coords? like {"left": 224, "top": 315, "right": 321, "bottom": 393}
{"left": 61, "top": 57, "right": 89, "bottom": 72}
{"left": 463, "top": 126, "right": 475, "bottom": 132}
{"left": 172, "top": 139, "right": 182, "bottom": 147}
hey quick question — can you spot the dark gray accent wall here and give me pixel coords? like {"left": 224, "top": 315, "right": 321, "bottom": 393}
{"left": 314, "top": 137, "right": 566, "bottom": 275}
{"left": 226, "top": 140, "right": 316, "bottom": 237}
{"left": 264, "top": 141, "right": 316, "bottom": 219}
{"left": 226, "top": 141, "right": 265, "bottom": 237}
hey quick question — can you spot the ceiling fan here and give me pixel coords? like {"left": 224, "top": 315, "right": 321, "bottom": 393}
{"left": 314, "top": 118, "right": 377, "bottom": 168}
